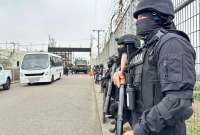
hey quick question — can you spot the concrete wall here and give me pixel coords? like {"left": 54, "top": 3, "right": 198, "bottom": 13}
{"left": 0, "top": 49, "right": 25, "bottom": 69}
{"left": 0, "top": 49, "right": 25, "bottom": 81}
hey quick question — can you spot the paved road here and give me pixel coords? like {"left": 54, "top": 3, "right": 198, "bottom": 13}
{"left": 0, "top": 75, "right": 101, "bottom": 135}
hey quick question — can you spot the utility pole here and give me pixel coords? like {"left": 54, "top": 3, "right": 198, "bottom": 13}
{"left": 92, "top": 29, "right": 105, "bottom": 57}
{"left": 10, "top": 42, "right": 16, "bottom": 53}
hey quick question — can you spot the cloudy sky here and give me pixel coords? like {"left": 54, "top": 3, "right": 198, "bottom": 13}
{"left": 0, "top": 0, "right": 113, "bottom": 48}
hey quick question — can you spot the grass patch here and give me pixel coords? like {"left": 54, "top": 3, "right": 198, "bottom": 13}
{"left": 194, "top": 92, "right": 200, "bottom": 101}
{"left": 186, "top": 109, "right": 200, "bottom": 135}
{"left": 195, "top": 81, "right": 200, "bottom": 91}
{"left": 194, "top": 81, "right": 200, "bottom": 101}
{"left": 186, "top": 115, "right": 200, "bottom": 135}
{"left": 186, "top": 98, "right": 200, "bottom": 135}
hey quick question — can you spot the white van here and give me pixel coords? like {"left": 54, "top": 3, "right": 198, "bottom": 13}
{"left": 20, "top": 52, "right": 63, "bottom": 84}
{"left": 0, "top": 64, "right": 12, "bottom": 90}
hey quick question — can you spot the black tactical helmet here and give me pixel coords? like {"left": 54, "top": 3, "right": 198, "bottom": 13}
{"left": 115, "top": 34, "right": 140, "bottom": 48}
{"left": 133, "top": 0, "right": 175, "bottom": 19}
{"left": 100, "top": 64, "right": 104, "bottom": 67}
{"left": 107, "top": 57, "right": 113, "bottom": 68}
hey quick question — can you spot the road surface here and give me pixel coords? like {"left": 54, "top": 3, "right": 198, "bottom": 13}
{"left": 0, "top": 75, "right": 101, "bottom": 135}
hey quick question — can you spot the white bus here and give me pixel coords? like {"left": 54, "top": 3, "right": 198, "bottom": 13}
{"left": 20, "top": 52, "right": 64, "bottom": 84}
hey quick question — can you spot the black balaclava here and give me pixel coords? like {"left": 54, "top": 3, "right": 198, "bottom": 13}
{"left": 126, "top": 44, "right": 139, "bottom": 61}
{"left": 136, "top": 12, "right": 161, "bottom": 39}
{"left": 117, "top": 45, "right": 127, "bottom": 58}
{"left": 136, "top": 12, "right": 176, "bottom": 40}
{"left": 117, "top": 44, "right": 138, "bottom": 61}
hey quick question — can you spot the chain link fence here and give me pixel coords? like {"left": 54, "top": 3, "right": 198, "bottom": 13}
{"left": 173, "top": 0, "right": 200, "bottom": 134}
{"left": 95, "top": 0, "right": 200, "bottom": 134}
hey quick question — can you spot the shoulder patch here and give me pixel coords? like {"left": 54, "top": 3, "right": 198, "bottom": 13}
{"left": 130, "top": 50, "right": 146, "bottom": 65}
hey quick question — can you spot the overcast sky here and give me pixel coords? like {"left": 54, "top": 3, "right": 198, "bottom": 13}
{"left": 0, "top": 0, "right": 113, "bottom": 48}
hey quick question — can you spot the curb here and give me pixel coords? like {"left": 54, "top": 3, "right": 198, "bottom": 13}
{"left": 92, "top": 80, "right": 104, "bottom": 135}
{"left": 93, "top": 80, "right": 114, "bottom": 135}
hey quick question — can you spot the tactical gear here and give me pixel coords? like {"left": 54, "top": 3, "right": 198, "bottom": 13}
{"left": 136, "top": 17, "right": 161, "bottom": 38}
{"left": 130, "top": 29, "right": 195, "bottom": 135}
{"left": 116, "top": 34, "right": 140, "bottom": 48}
{"left": 103, "top": 63, "right": 117, "bottom": 115}
{"left": 100, "top": 64, "right": 104, "bottom": 68}
{"left": 118, "top": 46, "right": 127, "bottom": 58}
{"left": 110, "top": 55, "right": 120, "bottom": 66}
{"left": 107, "top": 61, "right": 112, "bottom": 68}
{"left": 133, "top": 0, "right": 175, "bottom": 19}
{"left": 125, "top": 68, "right": 135, "bottom": 111}
{"left": 107, "top": 56, "right": 114, "bottom": 68}
{"left": 116, "top": 34, "right": 141, "bottom": 59}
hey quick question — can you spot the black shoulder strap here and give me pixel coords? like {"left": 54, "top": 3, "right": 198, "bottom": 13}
{"left": 154, "top": 29, "right": 192, "bottom": 60}
{"left": 154, "top": 32, "right": 187, "bottom": 63}
{"left": 145, "top": 29, "right": 168, "bottom": 48}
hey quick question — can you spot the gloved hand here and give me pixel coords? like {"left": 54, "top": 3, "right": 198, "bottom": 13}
{"left": 113, "top": 71, "right": 125, "bottom": 88}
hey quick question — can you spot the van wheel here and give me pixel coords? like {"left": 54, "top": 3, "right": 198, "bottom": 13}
{"left": 51, "top": 75, "right": 54, "bottom": 83}
{"left": 3, "top": 78, "right": 11, "bottom": 90}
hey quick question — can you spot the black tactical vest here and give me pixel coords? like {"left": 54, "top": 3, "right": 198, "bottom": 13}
{"left": 130, "top": 29, "right": 191, "bottom": 113}
{"left": 130, "top": 46, "right": 163, "bottom": 113}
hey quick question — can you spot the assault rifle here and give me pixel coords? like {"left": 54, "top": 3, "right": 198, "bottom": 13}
{"left": 103, "top": 57, "right": 118, "bottom": 123}
{"left": 116, "top": 45, "right": 139, "bottom": 135}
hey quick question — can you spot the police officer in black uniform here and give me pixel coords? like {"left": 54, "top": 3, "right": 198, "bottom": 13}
{"left": 112, "top": 34, "right": 140, "bottom": 133}
{"left": 120, "top": 0, "right": 196, "bottom": 135}
{"left": 101, "top": 57, "right": 113, "bottom": 93}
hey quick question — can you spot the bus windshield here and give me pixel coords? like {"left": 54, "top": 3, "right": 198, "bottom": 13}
{"left": 22, "top": 54, "right": 49, "bottom": 70}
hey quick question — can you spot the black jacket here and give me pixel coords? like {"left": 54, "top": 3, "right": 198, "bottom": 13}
{"left": 131, "top": 29, "right": 196, "bottom": 135}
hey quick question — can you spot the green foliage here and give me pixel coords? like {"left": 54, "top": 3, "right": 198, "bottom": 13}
{"left": 186, "top": 82, "right": 200, "bottom": 135}
{"left": 195, "top": 92, "right": 200, "bottom": 101}
{"left": 194, "top": 81, "right": 200, "bottom": 101}
{"left": 187, "top": 117, "right": 200, "bottom": 135}
{"left": 195, "top": 81, "right": 200, "bottom": 91}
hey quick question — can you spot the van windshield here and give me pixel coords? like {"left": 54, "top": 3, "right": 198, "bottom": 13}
{"left": 21, "top": 54, "right": 49, "bottom": 70}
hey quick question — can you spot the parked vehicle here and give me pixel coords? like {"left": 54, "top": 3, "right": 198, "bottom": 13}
{"left": 74, "top": 59, "right": 88, "bottom": 74}
{"left": 20, "top": 52, "right": 64, "bottom": 85}
{"left": 0, "top": 64, "right": 12, "bottom": 90}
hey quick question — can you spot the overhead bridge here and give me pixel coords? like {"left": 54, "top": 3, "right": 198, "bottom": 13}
{"left": 48, "top": 47, "right": 91, "bottom": 52}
